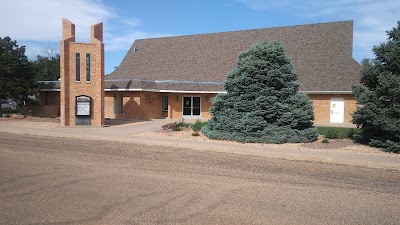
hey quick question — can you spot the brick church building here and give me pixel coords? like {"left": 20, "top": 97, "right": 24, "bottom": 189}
{"left": 39, "top": 19, "right": 360, "bottom": 126}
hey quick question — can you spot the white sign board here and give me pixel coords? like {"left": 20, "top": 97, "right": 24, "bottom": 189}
{"left": 77, "top": 101, "right": 90, "bottom": 116}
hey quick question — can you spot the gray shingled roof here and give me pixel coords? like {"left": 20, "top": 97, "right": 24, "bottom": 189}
{"left": 39, "top": 80, "right": 225, "bottom": 92}
{"left": 107, "top": 20, "right": 361, "bottom": 92}
{"left": 103, "top": 79, "right": 224, "bottom": 92}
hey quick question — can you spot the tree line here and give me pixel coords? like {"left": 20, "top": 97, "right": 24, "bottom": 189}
{"left": 0, "top": 36, "right": 59, "bottom": 105}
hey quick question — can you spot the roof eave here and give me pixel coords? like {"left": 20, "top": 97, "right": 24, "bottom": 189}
{"left": 40, "top": 89, "right": 353, "bottom": 94}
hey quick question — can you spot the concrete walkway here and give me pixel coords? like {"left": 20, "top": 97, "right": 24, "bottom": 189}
{"left": 0, "top": 119, "right": 399, "bottom": 171}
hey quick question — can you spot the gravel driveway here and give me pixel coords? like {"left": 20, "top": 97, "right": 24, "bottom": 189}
{"left": 1, "top": 132, "right": 399, "bottom": 225}
{"left": 0, "top": 116, "right": 391, "bottom": 156}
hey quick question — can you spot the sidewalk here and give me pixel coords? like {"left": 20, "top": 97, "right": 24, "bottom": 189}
{"left": 0, "top": 120, "right": 399, "bottom": 171}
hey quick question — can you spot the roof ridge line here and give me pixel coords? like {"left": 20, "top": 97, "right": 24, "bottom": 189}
{"left": 134, "top": 20, "right": 353, "bottom": 42}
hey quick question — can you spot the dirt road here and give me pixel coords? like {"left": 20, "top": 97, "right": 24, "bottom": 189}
{"left": 1, "top": 132, "right": 399, "bottom": 224}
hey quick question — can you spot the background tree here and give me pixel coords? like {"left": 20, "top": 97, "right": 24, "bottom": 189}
{"left": 352, "top": 21, "right": 400, "bottom": 153}
{"left": 0, "top": 36, "right": 37, "bottom": 105}
{"left": 32, "top": 46, "right": 60, "bottom": 81}
{"left": 203, "top": 41, "right": 318, "bottom": 143}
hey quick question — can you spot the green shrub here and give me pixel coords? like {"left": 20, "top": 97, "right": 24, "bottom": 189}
{"left": 192, "top": 120, "right": 208, "bottom": 132}
{"left": 325, "top": 128, "right": 339, "bottom": 139}
{"left": 178, "top": 122, "right": 189, "bottom": 128}
{"left": 369, "top": 140, "right": 400, "bottom": 153}
{"left": 191, "top": 131, "right": 200, "bottom": 136}
{"left": 316, "top": 127, "right": 360, "bottom": 139}
{"left": 322, "top": 139, "right": 329, "bottom": 143}
{"left": 165, "top": 122, "right": 193, "bottom": 131}
{"left": 346, "top": 128, "right": 359, "bottom": 139}
{"left": 171, "top": 126, "right": 182, "bottom": 131}
{"left": 192, "top": 120, "right": 202, "bottom": 131}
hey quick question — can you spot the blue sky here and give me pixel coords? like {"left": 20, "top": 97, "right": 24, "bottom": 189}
{"left": 0, "top": 0, "right": 399, "bottom": 75}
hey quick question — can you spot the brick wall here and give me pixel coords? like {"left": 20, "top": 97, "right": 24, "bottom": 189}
{"left": 60, "top": 19, "right": 104, "bottom": 126}
{"left": 42, "top": 105, "right": 59, "bottom": 117}
{"left": 309, "top": 94, "right": 356, "bottom": 124}
{"left": 105, "top": 91, "right": 162, "bottom": 119}
{"left": 39, "top": 91, "right": 60, "bottom": 106}
{"left": 167, "top": 93, "right": 215, "bottom": 119}
{"left": 40, "top": 89, "right": 356, "bottom": 124}
{"left": 38, "top": 91, "right": 60, "bottom": 117}
{"left": 104, "top": 92, "right": 216, "bottom": 120}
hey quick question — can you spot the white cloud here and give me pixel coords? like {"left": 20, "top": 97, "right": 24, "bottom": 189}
{"left": 121, "top": 18, "right": 143, "bottom": 27}
{"left": 0, "top": 0, "right": 114, "bottom": 42}
{"left": 0, "top": 0, "right": 172, "bottom": 58}
{"left": 237, "top": 0, "right": 400, "bottom": 60}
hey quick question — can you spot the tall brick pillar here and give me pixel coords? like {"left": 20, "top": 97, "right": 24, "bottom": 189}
{"left": 60, "top": 19, "right": 105, "bottom": 126}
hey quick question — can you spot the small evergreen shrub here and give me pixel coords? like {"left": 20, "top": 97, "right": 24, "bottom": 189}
{"left": 322, "top": 139, "right": 329, "bottom": 143}
{"left": 191, "top": 131, "right": 200, "bottom": 136}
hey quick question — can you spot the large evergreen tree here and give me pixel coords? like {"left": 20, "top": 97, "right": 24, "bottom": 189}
{"left": 352, "top": 21, "right": 400, "bottom": 153}
{"left": 0, "top": 36, "right": 37, "bottom": 105}
{"left": 203, "top": 41, "right": 318, "bottom": 143}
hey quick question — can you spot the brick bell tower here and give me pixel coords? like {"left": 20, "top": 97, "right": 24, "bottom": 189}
{"left": 60, "top": 19, "right": 105, "bottom": 126}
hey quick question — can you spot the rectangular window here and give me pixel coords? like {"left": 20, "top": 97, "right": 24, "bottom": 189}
{"left": 183, "top": 96, "right": 201, "bottom": 117}
{"left": 113, "top": 94, "right": 117, "bottom": 115}
{"left": 120, "top": 94, "right": 123, "bottom": 114}
{"left": 162, "top": 96, "right": 168, "bottom": 112}
{"left": 75, "top": 53, "right": 80, "bottom": 81}
{"left": 45, "top": 92, "right": 48, "bottom": 105}
{"left": 161, "top": 95, "right": 168, "bottom": 117}
{"left": 86, "top": 54, "right": 91, "bottom": 81}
